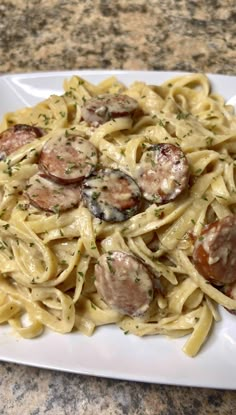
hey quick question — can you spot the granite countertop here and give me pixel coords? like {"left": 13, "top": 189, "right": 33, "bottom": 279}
{"left": 0, "top": 0, "right": 236, "bottom": 74}
{"left": 0, "top": 1, "right": 236, "bottom": 414}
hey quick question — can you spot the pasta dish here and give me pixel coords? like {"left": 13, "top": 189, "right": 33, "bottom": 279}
{"left": 0, "top": 73, "right": 236, "bottom": 357}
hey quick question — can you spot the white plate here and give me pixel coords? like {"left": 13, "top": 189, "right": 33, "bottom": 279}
{"left": 0, "top": 70, "right": 236, "bottom": 389}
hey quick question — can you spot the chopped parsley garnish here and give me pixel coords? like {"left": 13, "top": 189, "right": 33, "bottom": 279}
{"left": 39, "top": 113, "right": 50, "bottom": 125}
{"left": 176, "top": 112, "right": 190, "bottom": 120}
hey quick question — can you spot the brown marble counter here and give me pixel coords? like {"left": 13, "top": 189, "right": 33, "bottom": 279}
{"left": 0, "top": 1, "right": 236, "bottom": 414}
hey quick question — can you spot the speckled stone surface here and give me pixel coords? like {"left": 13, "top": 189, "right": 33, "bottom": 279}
{"left": 0, "top": 362, "right": 235, "bottom": 415}
{"left": 0, "top": 0, "right": 236, "bottom": 74}
{"left": 0, "top": 1, "right": 236, "bottom": 414}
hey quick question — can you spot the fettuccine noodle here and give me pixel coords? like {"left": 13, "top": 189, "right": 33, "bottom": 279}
{"left": 0, "top": 73, "right": 235, "bottom": 357}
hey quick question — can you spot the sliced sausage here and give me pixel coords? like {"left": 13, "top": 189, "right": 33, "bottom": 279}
{"left": 136, "top": 143, "right": 189, "bottom": 203}
{"left": 223, "top": 282, "right": 236, "bottom": 315}
{"left": 94, "top": 251, "right": 154, "bottom": 316}
{"left": 81, "top": 93, "right": 139, "bottom": 126}
{"left": 0, "top": 124, "right": 44, "bottom": 160}
{"left": 39, "top": 133, "right": 98, "bottom": 184}
{"left": 25, "top": 173, "right": 81, "bottom": 213}
{"left": 82, "top": 168, "right": 141, "bottom": 222}
{"left": 193, "top": 216, "right": 236, "bottom": 285}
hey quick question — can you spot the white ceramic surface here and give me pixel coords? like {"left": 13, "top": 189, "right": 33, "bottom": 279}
{"left": 0, "top": 71, "right": 235, "bottom": 389}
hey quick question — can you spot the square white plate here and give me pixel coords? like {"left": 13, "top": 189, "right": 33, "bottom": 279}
{"left": 0, "top": 70, "right": 236, "bottom": 389}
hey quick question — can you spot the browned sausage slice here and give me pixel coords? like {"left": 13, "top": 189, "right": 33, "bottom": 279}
{"left": 81, "top": 94, "right": 139, "bottom": 126}
{"left": 25, "top": 173, "right": 81, "bottom": 213}
{"left": 136, "top": 143, "right": 189, "bottom": 203}
{"left": 0, "top": 124, "right": 44, "bottom": 160}
{"left": 94, "top": 251, "right": 154, "bottom": 316}
{"left": 82, "top": 168, "right": 141, "bottom": 222}
{"left": 223, "top": 282, "right": 236, "bottom": 315}
{"left": 39, "top": 133, "right": 98, "bottom": 184}
{"left": 193, "top": 216, "right": 236, "bottom": 285}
